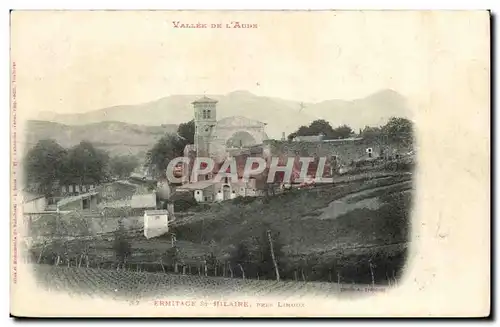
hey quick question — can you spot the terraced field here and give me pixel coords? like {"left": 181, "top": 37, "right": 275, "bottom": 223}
{"left": 31, "top": 264, "right": 389, "bottom": 301}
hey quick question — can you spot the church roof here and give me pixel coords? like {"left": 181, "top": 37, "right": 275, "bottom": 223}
{"left": 216, "top": 115, "right": 266, "bottom": 127}
{"left": 192, "top": 96, "right": 218, "bottom": 104}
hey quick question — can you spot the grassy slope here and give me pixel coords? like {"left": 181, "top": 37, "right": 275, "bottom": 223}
{"left": 173, "top": 173, "right": 413, "bottom": 255}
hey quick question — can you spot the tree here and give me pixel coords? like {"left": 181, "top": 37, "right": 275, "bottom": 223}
{"left": 23, "top": 139, "right": 67, "bottom": 195}
{"left": 287, "top": 120, "right": 353, "bottom": 140}
{"left": 360, "top": 126, "right": 383, "bottom": 142}
{"left": 287, "top": 132, "right": 297, "bottom": 141}
{"left": 382, "top": 117, "right": 414, "bottom": 148}
{"left": 288, "top": 121, "right": 332, "bottom": 140}
{"left": 308, "top": 120, "right": 335, "bottom": 137}
{"left": 65, "top": 141, "right": 110, "bottom": 185}
{"left": 145, "top": 134, "right": 189, "bottom": 178}
{"left": 229, "top": 242, "right": 253, "bottom": 278}
{"left": 331, "top": 124, "right": 354, "bottom": 139}
{"left": 113, "top": 220, "right": 132, "bottom": 268}
{"left": 110, "top": 155, "right": 139, "bottom": 179}
{"left": 177, "top": 120, "right": 195, "bottom": 144}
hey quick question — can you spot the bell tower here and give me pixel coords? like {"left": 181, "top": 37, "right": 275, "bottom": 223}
{"left": 192, "top": 96, "right": 218, "bottom": 157}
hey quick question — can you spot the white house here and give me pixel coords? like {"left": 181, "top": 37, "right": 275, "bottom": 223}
{"left": 176, "top": 178, "right": 259, "bottom": 203}
{"left": 22, "top": 193, "right": 47, "bottom": 214}
{"left": 143, "top": 209, "right": 170, "bottom": 239}
{"left": 175, "top": 180, "right": 216, "bottom": 203}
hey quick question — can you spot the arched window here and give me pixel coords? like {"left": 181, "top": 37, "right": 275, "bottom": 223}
{"left": 207, "top": 110, "right": 211, "bottom": 118}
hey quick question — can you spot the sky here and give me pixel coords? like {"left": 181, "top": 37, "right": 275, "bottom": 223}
{"left": 10, "top": 10, "right": 487, "bottom": 116}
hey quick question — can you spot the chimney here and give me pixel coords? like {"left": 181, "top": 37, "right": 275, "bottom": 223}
{"left": 281, "top": 132, "right": 286, "bottom": 141}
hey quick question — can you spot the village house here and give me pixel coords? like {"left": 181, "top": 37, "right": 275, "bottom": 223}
{"left": 22, "top": 192, "right": 47, "bottom": 214}
{"left": 56, "top": 191, "right": 99, "bottom": 212}
{"left": 143, "top": 209, "right": 170, "bottom": 239}
{"left": 96, "top": 180, "right": 141, "bottom": 202}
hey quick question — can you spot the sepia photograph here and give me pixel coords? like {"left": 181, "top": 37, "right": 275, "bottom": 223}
{"left": 9, "top": 10, "right": 490, "bottom": 317}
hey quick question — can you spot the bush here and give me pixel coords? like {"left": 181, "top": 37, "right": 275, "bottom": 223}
{"left": 113, "top": 221, "right": 132, "bottom": 265}
{"left": 170, "top": 197, "right": 198, "bottom": 212}
{"left": 231, "top": 196, "right": 258, "bottom": 205}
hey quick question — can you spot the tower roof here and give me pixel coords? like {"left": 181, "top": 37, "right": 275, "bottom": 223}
{"left": 192, "top": 96, "right": 218, "bottom": 104}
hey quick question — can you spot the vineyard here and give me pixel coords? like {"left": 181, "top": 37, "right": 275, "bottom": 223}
{"left": 31, "top": 264, "right": 390, "bottom": 301}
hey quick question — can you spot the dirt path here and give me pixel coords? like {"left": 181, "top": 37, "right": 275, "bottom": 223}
{"left": 318, "top": 181, "right": 413, "bottom": 220}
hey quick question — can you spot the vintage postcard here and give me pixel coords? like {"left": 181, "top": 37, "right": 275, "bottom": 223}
{"left": 9, "top": 10, "right": 490, "bottom": 317}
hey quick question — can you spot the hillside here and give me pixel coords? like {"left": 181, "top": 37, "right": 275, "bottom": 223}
{"left": 35, "top": 89, "right": 411, "bottom": 139}
{"left": 173, "top": 173, "right": 413, "bottom": 256}
{"left": 23, "top": 120, "right": 177, "bottom": 156}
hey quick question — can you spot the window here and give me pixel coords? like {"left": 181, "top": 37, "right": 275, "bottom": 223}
{"left": 202, "top": 110, "right": 207, "bottom": 119}
{"left": 207, "top": 110, "right": 211, "bottom": 118}
{"left": 204, "top": 197, "right": 208, "bottom": 202}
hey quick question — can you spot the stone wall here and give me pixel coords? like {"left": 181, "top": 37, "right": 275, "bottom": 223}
{"left": 264, "top": 139, "right": 411, "bottom": 166}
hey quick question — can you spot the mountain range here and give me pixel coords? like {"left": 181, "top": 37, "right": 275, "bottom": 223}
{"left": 26, "top": 89, "right": 411, "bottom": 156}
{"left": 35, "top": 89, "right": 411, "bottom": 137}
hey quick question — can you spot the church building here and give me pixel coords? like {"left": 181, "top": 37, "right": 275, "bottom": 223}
{"left": 191, "top": 96, "right": 268, "bottom": 160}
{"left": 177, "top": 96, "right": 269, "bottom": 202}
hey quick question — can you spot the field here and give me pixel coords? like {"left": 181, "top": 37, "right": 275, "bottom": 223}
{"left": 31, "top": 264, "right": 390, "bottom": 301}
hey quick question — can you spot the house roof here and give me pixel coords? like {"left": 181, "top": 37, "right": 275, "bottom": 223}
{"left": 216, "top": 116, "right": 265, "bottom": 127}
{"left": 175, "top": 180, "right": 215, "bottom": 191}
{"left": 97, "top": 180, "right": 138, "bottom": 192}
{"left": 293, "top": 135, "right": 324, "bottom": 142}
{"left": 57, "top": 191, "right": 98, "bottom": 207}
{"left": 145, "top": 209, "right": 169, "bottom": 215}
{"left": 192, "top": 96, "right": 218, "bottom": 104}
{"left": 322, "top": 137, "right": 364, "bottom": 143}
{"left": 22, "top": 192, "right": 45, "bottom": 203}
{"left": 113, "top": 180, "right": 139, "bottom": 187}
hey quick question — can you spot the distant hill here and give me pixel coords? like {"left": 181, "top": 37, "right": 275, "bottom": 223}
{"left": 35, "top": 89, "right": 411, "bottom": 139}
{"left": 23, "top": 120, "right": 178, "bottom": 157}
